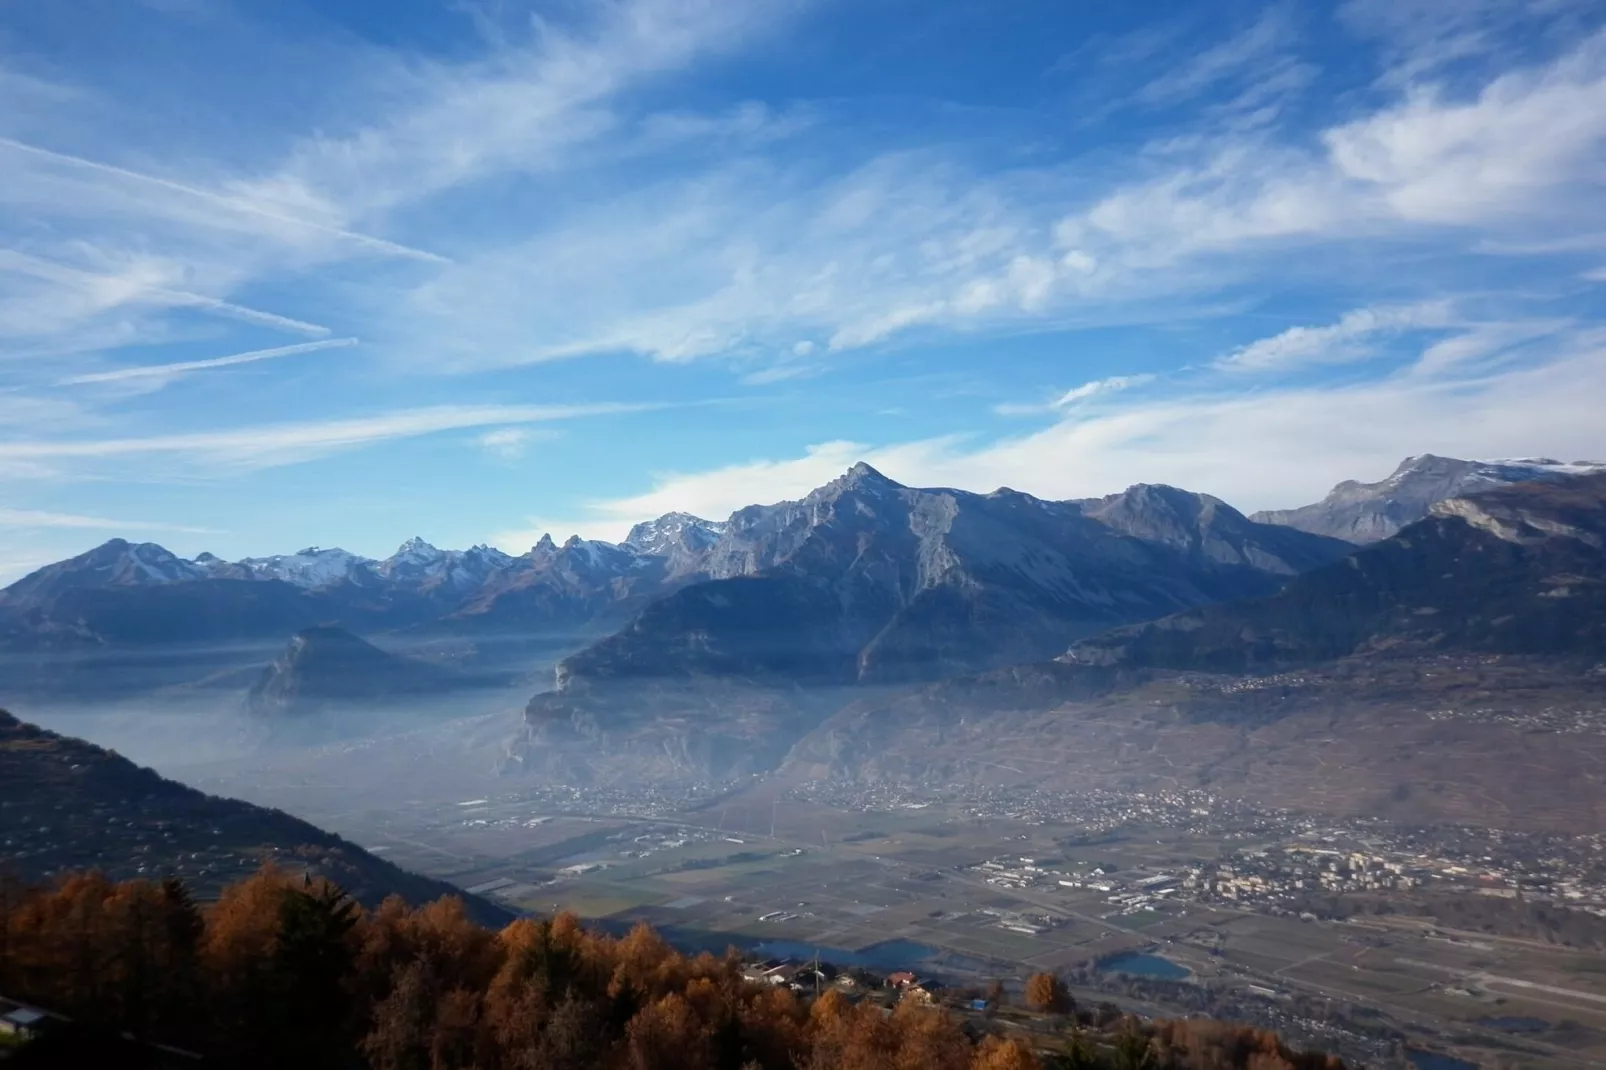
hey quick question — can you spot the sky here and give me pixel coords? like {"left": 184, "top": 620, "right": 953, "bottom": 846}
{"left": 2, "top": 0, "right": 1605, "bottom": 578}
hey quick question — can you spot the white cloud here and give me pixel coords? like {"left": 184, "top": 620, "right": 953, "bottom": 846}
{"left": 57, "top": 337, "right": 358, "bottom": 386}
{"left": 238, "top": 0, "right": 804, "bottom": 225}
{"left": 995, "top": 374, "right": 1156, "bottom": 416}
{"left": 1053, "top": 373, "right": 1156, "bottom": 406}
{"left": 0, "top": 136, "right": 447, "bottom": 263}
{"left": 1054, "top": 32, "right": 1606, "bottom": 283}
{"left": 550, "top": 330, "right": 1606, "bottom": 531}
{"left": 1325, "top": 36, "right": 1606, "bottom": 224}
{"left": 1134, "top": 7, "right": 1297, "bottom": 108}
{"left": 0, "top": 508, "right": 220, "bottom": 534}
{"left": 0, "top": 402, "right": 647, "bottom": 475}
{"left": 1216, "top": 303, "right": 1452, "bottom": 373}
{"left": 1337, "top": 0, "right": 1595, "bottom": 85}
{"left": 740, "top": 363, "right": 822, "bottom": 385}
{"left": 476, "top": 426, "right": 541, "bottom": 459}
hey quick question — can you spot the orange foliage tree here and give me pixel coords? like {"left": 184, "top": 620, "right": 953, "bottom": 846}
{"left": 0, "top": 865, "right": 1351, "bottom": 1070}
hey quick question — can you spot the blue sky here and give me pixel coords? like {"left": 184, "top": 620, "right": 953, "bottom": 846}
{"left": 2, "top": 0, "right": 1605, "bottom": 578}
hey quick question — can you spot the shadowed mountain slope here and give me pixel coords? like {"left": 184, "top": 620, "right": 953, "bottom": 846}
{"left": 1251, "top": 454, "right": 1605, "bottom": 543}
{"left": 1068, "top": 472, "right": 1606, "bottom": 673}
{"left": 245, "top": 625, "right": 459, "bottom": 720}
{"left": 0, "top": 708, "right": 510, "bottom": 924}
{"left": 514, "top": 466, "right": 1353, "bottom": 781}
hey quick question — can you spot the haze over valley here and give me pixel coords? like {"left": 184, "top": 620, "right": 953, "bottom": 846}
{"left": 7, "top": 1, "right": 1606, "bottom": 1066}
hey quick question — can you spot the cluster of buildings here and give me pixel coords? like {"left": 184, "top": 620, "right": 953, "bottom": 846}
{"left": 786, "top": 778, "right": 1606, "bottom": 921}
{"left": 1179, "top": 847, "right": 1419, "bottom": 904}
{"left": 738, "top": 959, "right": 949, "bottom": 1006}
{"left": 1426, "top": 703, "right": 1606, "bottom": 734}
{"left": 459, "top": 780, "right": 729, "bottom": 821}
{"left": 790, "top": 780, "right": 1286, "bottom": 839}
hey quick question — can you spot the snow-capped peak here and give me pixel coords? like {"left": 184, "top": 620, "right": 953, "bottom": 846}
{"left": 376, "top": 538, "right": 514, "bottom": 591}
{"left": 108, "top": 541, "right": 209, "bottom": 584}
{"left": 623, "top": 511, "right": 726, "bottom": 556}
{"left": 236, "top": 547, "right": 375, "bottom": 588}
{"left": 391, "top": 536, "right": 442, "bottom": 560}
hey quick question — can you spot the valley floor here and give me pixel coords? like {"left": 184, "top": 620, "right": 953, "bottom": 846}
{"left": 145, "top": 723, "right": 1606, "bottom": 1070}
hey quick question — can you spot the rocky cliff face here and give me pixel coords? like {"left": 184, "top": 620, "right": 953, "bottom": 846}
{"left": 510, "top": 466, "right": 1354, "bottom": 781}
{"left": 548, "top": 466, "right": 1353, "bottom": 694}
{"left": 1251, "top": 455, "right": 1606, "bottom": 543}
{"left": 1067, "top": 472, "right": 1606, "bottom": 672}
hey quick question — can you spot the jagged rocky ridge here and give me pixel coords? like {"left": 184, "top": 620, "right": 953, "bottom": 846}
{"left": 1066, "top": 471, "right": 1606, "bottom": 672}
{"left": 512, "top": 464, "right": 1353, "bottom": 780}
{"left": 1251, "top": 454, "right": 1606, "bottom": 543}
{"left": 0, "top": 464, "right": 1346, "bottom": 704}
{"left": 779, "top": 474, "right": 1606, "bottom": 831}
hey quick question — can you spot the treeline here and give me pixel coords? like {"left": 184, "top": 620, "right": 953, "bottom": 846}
{"left": 0, "top": 866, "right": 1347, "bottom": 1070}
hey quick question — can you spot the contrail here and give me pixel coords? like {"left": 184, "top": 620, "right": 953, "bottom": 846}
{"left": 57, "top": 337, "right": 359, "bottom": 385}
{"left": 0, "top": 249, "right": 335, "bottom": 337}
{"left": 0, "top": 137, "right": 450, "bottom": 264}
{"left": 155, "top": 291, "right": 332, "bottom": 337}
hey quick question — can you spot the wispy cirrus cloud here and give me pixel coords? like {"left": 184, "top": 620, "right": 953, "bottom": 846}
{"left": 994, "top": 374, "right": 1156, "bottom": 416}
{"left": 534, "top": 327, "right": 1606, "bottom": 543}
{"left": 0, "top": 508, "right": 220, "bottom": 534}
{"left": 1215, "top": 304, "right": 1452, "bottom": 373}
{"left": 390, "top": 26, "right": 1606, "bottom": 375}
{"left": 0, "top": 136, "right": 449, "bottom": 264}
{"left": 0, "top": 402, "right": 650, "bottom": 475}
{"left": 233, "top": 0, "right": 809, "bottom": 225}
{"left": 1133, "top": 6, "right": 1299, "bottom": 109}
{"left": 476, "top": 426, "right": 553, "bottom": 460}
{"left": 4, "top": 0, "right": 1606, "bottom": 566}
{"left": 58, "top": 337, "right": 358, "bottom": 387}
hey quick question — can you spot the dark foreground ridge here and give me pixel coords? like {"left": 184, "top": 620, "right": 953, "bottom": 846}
{"left": 0, "top": 865, "right": 1349, "bottom": 1070}
{"left": 0, "top": 709, "right": 509, "bottom": 926}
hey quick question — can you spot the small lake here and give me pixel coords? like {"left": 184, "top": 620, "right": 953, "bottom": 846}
{"left": 1406, "top": 1050, "right": 1479, "bottom": 1070}
{"left": 1098, "top": 952, "right": 1190, "bottom": 980}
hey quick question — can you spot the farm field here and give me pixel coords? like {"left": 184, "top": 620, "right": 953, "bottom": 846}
{"left": 205, "top": 766, "right": 1606, "bottom": 1069}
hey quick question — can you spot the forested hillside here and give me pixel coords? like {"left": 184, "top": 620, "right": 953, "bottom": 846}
{"left": 0, "top": 866, "right": 1347, "bottom": 1070}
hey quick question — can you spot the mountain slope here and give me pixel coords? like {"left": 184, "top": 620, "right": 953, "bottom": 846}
{"left": 1068, "top": 472, "right": 1606, "bottom": 673}
{"left": 0, "top": 465, "right": 1353, "bottom": 710}
{"left": 554, "top": 465, "right": 1354, "bottom": 691}
{"left": 0, "top": 709, "right": 510, "bottom": 922}
{"left": 246, "top": 625, "right": 458, "bottom": 720}
{"left": 513, "top": 466, "right": 1354, "bottom": 780}
{"left": 1251, "top": 454, "right": 1606, "bottom": 543}
{"left": 779, "top": 473, "right": 1606, "bottom": 830}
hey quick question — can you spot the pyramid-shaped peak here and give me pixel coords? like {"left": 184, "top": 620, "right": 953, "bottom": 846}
{"left": 533, "top": 533, "right": 557, "bottom": 552}
{"left": 831, "top": 461, "right": 902, "bottom": 490}
{"left": 394, "top": 535, "right": 439, "bottom": 556}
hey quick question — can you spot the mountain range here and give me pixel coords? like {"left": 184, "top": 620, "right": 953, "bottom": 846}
{"left": 0, "top": 460, "right": 1358, "bottom": 704}
{"left": 784, "top": 471, "right": 1606, "bottom": 832}
{"left": 4, "top": 451, "right": 1605, "bottom": 823}
{"left": 1249, "top": 455, "right": 1605, "bottom": 542}
{"left": 6, "top": 453, "right": 1581, "bottom": 667}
